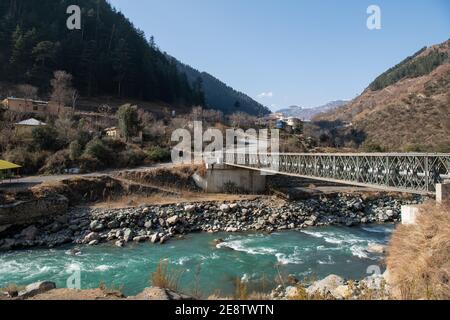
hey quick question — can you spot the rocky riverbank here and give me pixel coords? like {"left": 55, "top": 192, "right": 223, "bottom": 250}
{"left": 1, "top": 272, "right": 391, "bottom": 300}
{"left": 273, "top": 272, "right": 391, "bottom": 300}
{"left": 0, "top": 193, "right": 423, "bottom": 251}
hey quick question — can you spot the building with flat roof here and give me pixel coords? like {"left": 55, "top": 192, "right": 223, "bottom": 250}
{"left": 2, "top": 97, "right": 71, "bottom": 115}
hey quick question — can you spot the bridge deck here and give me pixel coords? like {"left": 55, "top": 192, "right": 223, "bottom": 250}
{"left": 224, "top": 153, "right": 450, "bottom": 195}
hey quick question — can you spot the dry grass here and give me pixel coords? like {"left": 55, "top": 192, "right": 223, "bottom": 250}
{"left": 386, "top": 201, "right": 450, "bottom": 300}
{"left": 91, "top": 192, "right": 260, "bottom": 209}
{"left": 151, "top": 260, "right": 184, "bottom": 292}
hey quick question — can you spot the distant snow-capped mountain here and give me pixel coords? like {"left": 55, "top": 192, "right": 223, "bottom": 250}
{"left": 276, "top": 100, "right": 348, "bottom": 120}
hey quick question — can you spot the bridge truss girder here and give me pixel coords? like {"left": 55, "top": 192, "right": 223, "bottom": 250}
{"left": 226, "top": 153, "right": 450, "bottom": 195}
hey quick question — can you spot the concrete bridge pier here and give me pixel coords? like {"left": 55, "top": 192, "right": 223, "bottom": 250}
{"left": 436, "top": 180, "right": 450, "bottom": 204}
{"left": 401, "top": 180, "right": 449, "bottom": 225}
{"left": 193, "top": 163, "right": 266, "bottom": 194}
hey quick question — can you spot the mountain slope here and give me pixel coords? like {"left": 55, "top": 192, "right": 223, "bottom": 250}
{"left": 316, "top": 39, "right": 450, "bottom": 152}
{"left": 277, "top": 100, "right": 347, "bottom": 120}
{"left": 174, "top": 59, "right": 271, "bottom": 116}
{"left": 0, "top": 0, "right": 202, "bottom": 106}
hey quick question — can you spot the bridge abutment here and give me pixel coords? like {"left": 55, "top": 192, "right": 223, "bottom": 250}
{"left": 193, "top": 163, "right": 266, "bottom": 194}
{"left": 401, "top": 205, "right": 421, "bottom": 225}
{"left": 436, "top": 180, "right": 450, "bottom": 204}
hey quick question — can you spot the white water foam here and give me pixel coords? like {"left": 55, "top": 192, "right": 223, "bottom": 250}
{"left": 95, "top": 265, "right": 113, "bottom": 271}
{"left": 217, "top": 239, "right": 277, "bottom": 256}
{"left": 362, "top": 225, "right": 392, "bottom": 234}
{"left": 350, "top": 245, "right": 370, "bottom": 259}
{"left": 317, "top": 255, "right": 335, "bottom": 265}
{"left": 275, "top": 253, "right": 303, "bottom": 265}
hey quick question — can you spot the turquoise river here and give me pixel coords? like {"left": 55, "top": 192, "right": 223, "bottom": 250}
{"left": 0, "top": 224, "right": 394, "bottom": 297}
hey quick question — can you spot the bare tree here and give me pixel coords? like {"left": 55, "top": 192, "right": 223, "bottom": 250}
{"left": 190, "top": 106, "right": 203, "bottom": 122}
{"left": 70, "top": 89, "right": 79, "bottom": 111}
{"left": 50, "top": 70, "right": 74, "bottom": 108}
{"left": 229, "top": 112, "right": 256, "bottom": 129}
{"left": 17, "top": 84, "right": 38, "bottom": 100}
{"left": 203, "top": 109, "right": 224, "bottom": 125}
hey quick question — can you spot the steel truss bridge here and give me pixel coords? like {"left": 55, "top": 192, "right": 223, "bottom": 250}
{"left": 224, "top": 153, "right": 450, "bottom": 195}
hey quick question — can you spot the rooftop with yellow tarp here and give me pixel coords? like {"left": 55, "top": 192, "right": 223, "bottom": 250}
{"left": 0, "top": 160, "right": 22, "bottom": 170}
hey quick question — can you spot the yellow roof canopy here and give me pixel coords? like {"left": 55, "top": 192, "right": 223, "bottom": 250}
{"left": 0, "top": 160, "right": 22, "bottom": 170}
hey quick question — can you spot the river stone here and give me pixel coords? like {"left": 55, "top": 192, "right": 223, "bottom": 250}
{"left": 306, "top": 275, "right": 344, "bottom": 296}
{"left": 84, "top": 232, "right": 100, "bottom": 243}
{"left": 21, "top": 225, "right": 39, "bottom": 241}
{"left": 0, "top": 224, "right": 12, "bottom": 233}
{"left": 123, "top": 229, "right": 133, "bottom": 242}
{"left": 166, "top": 216, "right": 179, "bottom": 226}
{"left": 18, "top": 281, "right": 56, "bottom": 299}
{"left": 150, "top": 234, "right": 160, "bottom": 243}
{"left": 0, "top": 238, "right": 15, "bottom": 251}
{"left": 160, "top": 235, "right": 169, "bottom": 244}
{"left": 144, "top": 221, "right": 153, "bottom": 229}
{"left": 133, "top": 236, "right": 147, "bottom": 242}
{"left": 130, "top": 287, "right": 193, "bottom": 300}
{"left": 184, "top": 205, "right": 196, "bottom": 213}
{"left": 107, "top": 220, "right": 119, "bottom": 229}
{"left": 367, "top": 243, "right": 386, "bottom": 254}
{"left": 331, "top": 285, "right": 353, "bottom": 299}
{"left": 219, "top": 204, "right": 230, "bottom": 212}
{"left": 90, "top": 220, "right": 104, "bottom": 232}
{"left": 115, "top": 240, "right": 125, "bottom": 247}
{"left": 88, "top": 240, "right": 99, "bottom": 246}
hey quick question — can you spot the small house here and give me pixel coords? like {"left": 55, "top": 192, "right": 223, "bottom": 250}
{"left": 15, "top": 118, "right": 47, "bottom": 139}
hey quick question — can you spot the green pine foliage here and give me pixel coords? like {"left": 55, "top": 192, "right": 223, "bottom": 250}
{"left": 174, "top": 58, "right": 271, "bottom": 116}
{"left": 0, "top": 0, "right": 202, "bottom": 106}
{"left": 369, "top": 48, "right": 448, "bottom": 91}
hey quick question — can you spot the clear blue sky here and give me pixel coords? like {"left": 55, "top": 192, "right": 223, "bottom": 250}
{"left": 109, "top": 0, "right": 449, "bottom": 111}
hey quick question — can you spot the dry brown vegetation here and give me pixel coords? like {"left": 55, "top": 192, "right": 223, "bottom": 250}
{"left": 151, "top": 260, "right": 184, "bottom": 292}
{"left": 116, "top": 164, "right": 203, "bottom": 192}
{"left": 31, "top": 176, "right": 176, "bottom": 206}
{"left": 387, "top": 202, "right": 450, "bottom": 300}
{"left": 316, "top": 39, "right": 450, "bottom": 152}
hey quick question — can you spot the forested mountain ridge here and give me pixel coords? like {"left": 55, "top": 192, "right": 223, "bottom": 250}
{"left": 174, "top": 58, "right": 271, "bottom": 116}
{"left": 315, "top": 39, "right": 450, "bottom": 152}
{"left": 0, "top": 0, "right": 204, "bottom": 106}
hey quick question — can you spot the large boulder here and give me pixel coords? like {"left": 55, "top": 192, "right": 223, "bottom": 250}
{"left": 367, "top": 243, "right": 387, "bottom": 254}
{"left": 130, "top": 287, "right": 193, "bottom": 300}
{"left": 18, "top": 281, "right": 56, "bottom": 299}
{"left": 361, "top": 274, "right": 386, "bottom": 291}
{"left": 331, "top": 285, "right": 353, "bottom": 300}
{"left": 306, "top": 275, "right": 345, "bottom": 296}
